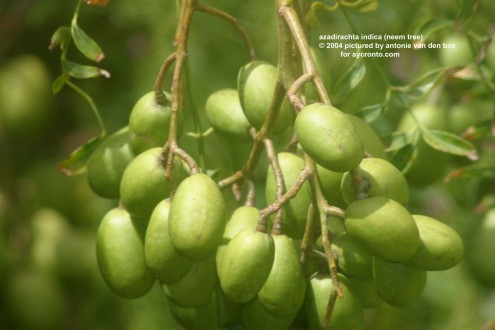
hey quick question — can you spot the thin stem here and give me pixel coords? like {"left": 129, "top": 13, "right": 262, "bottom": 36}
{"left": 196, "top": 4, "right": 256, "bottom": 61}
{"left": 300, "top": 203, "right": 315, "bottom": 267}
{"left": 153, "top": 53, "right": 176, "bottom": 102}
{"left": 287, "top": 72, "right": 313, "bottom": 110}
{"left": 66, "top": 80, "right": 106, "bottom": 134}
{"left": 264, "top": 138, "right": 285, "bottom": 234}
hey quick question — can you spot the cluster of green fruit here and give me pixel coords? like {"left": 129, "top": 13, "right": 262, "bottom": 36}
{"left": 84, "top": 58, "right": 465, "bottom": 329}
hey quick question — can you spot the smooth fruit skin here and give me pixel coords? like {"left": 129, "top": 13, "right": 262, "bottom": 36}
{"left": 163, "top": 256, "right": 217, "bottom": 308}
{"left": 439, "top": 33, "right": 473, "bottom": 67}
{"left": 316, "top": 164, "right": 346, "bottom": 209}
{"left": 257, "top": 234, "right": 306, "bottom": 317}
{"left": 205, "top": 88, "right": 252, "bottom": 141}
{"left": 242, "top": 297, "right": 296, "bottom": 330}
{"left": 216, "top": 206, "right": 259, "bottom": 273}
{"left": 404, "top": 215, "right": 463, "bottom": 271}
{"left": 372, "top": 257, "right": 427, "bottom": 307}
{"left": 346, "top": 115, "right": 387, "bottom": 159}
{"left": 347, "top": 277, "right": 384, "bottom": 309}
{"left": 86, "top": 126, "right": 135, "bottom": 199}
{"left": 169, "top": 293, "right": 219, "bottom": 330}
{"left": 265, "top": 152, "right": 312, "bottom": 239}
{"left": 169, "top": 173, "right": 226, "bottom": 260}
{"left": 237, "top": 60, "right": 294, "bottom": 134}
{"left": 128, "top": 90, "right": 181, "bottom": 155}
{"left": 295, "top": 103, "right": 364, "bottom": 172}
{"left": 468, "top": 209, "right": 495, "bottom": 287}
{"left": 340, "top": 157, "right": 410, "bottom": 206}
{"left": 144, "top": 199, "right": 192, "bottom": 284}
{"left": 331, "top": 233, "right": 373, "bottom": 280}
{"left": 219, "top": 229, "right": 275, "bottom": 304}
{"left": 345, "top": 196, "right": 420, "bottom": 262}
{"left": 96, "top": 208, "right": 155, "bottom": 299}
{"left": 306, "top": 274, "right": 364, "bottom": 330}
{"left": 120, "top": 147, "right": 184, "bottom": 218}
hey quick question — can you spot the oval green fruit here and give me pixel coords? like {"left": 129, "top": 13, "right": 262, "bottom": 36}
{"left": 169, "top": 173, "right": 226, "bottom": 260}
{"left": 257, "top": 234, "right": 306, "bottom": 317}
{"left": 317, "top": 164, "right": 346, "bottom": 209}
{"left": 340, "top": 157, "right": 409, "bottom": 206}
{"left": 128, "top": 90, "right": 181, "bottom": 155}
{"left": 265, "top": 152, "right": 312, "bottom": 239}
{"left": 86, "top": 126, "right": 135, "bottom": 199}
{"left": 467, "top": 208, "right": 495, "bottom": 287}
{"left": 345, "top": 196, "right": 420, "bottom": 262}
{"left": 347, "top": 277, "right": 384, "bottom": 309}
{"left": 120, "top": 147, "right": 185, "bottom": 218}
{"left": 439, "top": 33, "right": 473, "bottom": 67}
{"left": 205, "top": 88, "right": 252, "bottom": 141}
{"left": 242, "top": 297, "right": 296, "bottom": 330}
{"left": 306, "top": 274, "right": 364, "bottom": 330}
{"left": 96, "top": 208, "right": 154, "bottom": 299}
{"left": 169, "top": 292, "right": 219, "bottom": 330}
{"left": 346, "top": 115, "right": 387, "bottom": 159}
{"left": 295, "top": 103, "right": 364, "bottom": 172}
{"left": 238, "top": 60, "right": 294, "bottom": 134}
{"left": 144, "top": 199, "right": 192, "bottom": 284}
{"left": 372, "top": 257, "right": 427, "bottom": 307}
{"left": 216, "top": 206, "right": 259, "bottom": 273}
{"left": 219, "top": 229, "right": 275, "bottom": 303}
{"left": 405, "top": 215, "right": 463, "bottom": 271}
{"left": 331, "top": 233, "right": 373, "bottom": 280}
{"left": 163, "top": 256, "right": 217, "bottom": 308}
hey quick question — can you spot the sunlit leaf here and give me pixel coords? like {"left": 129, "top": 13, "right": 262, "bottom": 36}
{"left": 62, "top": 59, "right": 110, "bottom": 79}
{"left": 392, "top": 68, "right": 444, "bottom": 99}
{"left": 58, "top": 135, "right": 105, "bottom": 176}
{"left": 332, "top": 58, "right": 366, "bottom": 104}
{"left": 49, "top": 26, "right": 71, "bottom": 51}
{"left": 71, "top": 18, "right": 105, "bottom": 62}
{"left": 422, "top": 129, "right": 478, "bottom": 160}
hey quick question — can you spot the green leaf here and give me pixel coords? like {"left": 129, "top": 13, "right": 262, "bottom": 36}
{"left": 305, "top": 1, "right": 340, "bottom": 26}
{"left": 460, "top": 119, "right": 495, "bottom": 141}
{"left": 58, "top": 135, "right": 105, "bottom": 176}
{"left": 71, "top": 18, "right": 105, "bottom": 62}
{"left": 357, "top": 103, "right": 387, "bottom": 123}
{"left": 332, "top": 58, "right": 366, "bottom": 104}
{"left": 340, "top": 0, "right": 378, "bottom": 12}
{"left": 456, "top": 0, "right": 479, "bottom": 21}
{"left": 52, "top": 73, "right": 70, "bottom": 94}
{"left": 49, "top": 26, "right": 71, "bottom": 51}
{"left": 385, "top": 130, "right": 416, "bottom": 152}
{"left": 389, "top": 144, "right": 415, "bottom": 172}
{"left": 444, "top": 164, "right": 495, "bottom": 182}
{"left": 413, "top": 19, "right": 452, "bottom": 44}
{"left": 422, "top": 129, "right": 478, "bottom": 160}
{"left": 61, "top": 59, "right": 110, "bottom": 79}
{"left": 393, "top": 68, "right": 444, "bottom": 99}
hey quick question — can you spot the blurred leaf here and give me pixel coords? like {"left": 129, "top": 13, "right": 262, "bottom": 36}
{"left": 71, "top": 18, "right": 105, "bottom": 62}
{"left": 52, "top": 73, "right": 70, "bottom": 94}
{"left": 390, "top": 144, "right": 415, "bottom": 172}
{"left": 455, "top": 0, "right": 479, "bottom": 21}
{"left": 58, "top": 135, "right": 105, "bottom": 176}
{"left": 305, "top": 1, "right": 340, "bottom": 26}
{"left": 422, "top": 129, "right": 478, "bottom": 160}
{"left": 61, "top": 60, "right": 110, "bottom": 79}
{"left": 357, "top": 103, "right": 387, "bottom": 122}
{"left": 445, "top": 164, "right": 495, "bottom": 182}
{"left": 392, "top": 68, "right": 444, "bottom": 99}
{"left": 340, "top": 0, "right": 378, "bottom": 12}
{"left": 448, "top": 64, "right": 483, "bottom": 81}
{"left": 385, "top": 130, "right": 416, "bottom": 152}
{"left": 332, "top": 58, "right": 366, "bottom": 104}
{"left": 85, "top": 0, "right": 110, "bottom": 7}
{"left": 49, "top": 26, "right": 71, "bottom": 51}
{"left": 461, "top": 119, "right": 495, "bottom": 141}
{"left": 413, "top": 19, "right": 452, "bottom": 44}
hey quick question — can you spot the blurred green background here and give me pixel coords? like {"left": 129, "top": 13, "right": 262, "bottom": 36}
{"left": 1, "top": 0, "right": 495, "bottom": 329}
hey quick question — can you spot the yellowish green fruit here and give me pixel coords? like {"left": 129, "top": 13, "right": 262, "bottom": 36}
{"left": 345, "top": 196, "right": 420, "bottom": 262}
{"left": 295, "top": 103, "right": 364, "bottom": 172}
{"left": 372, "top": 257, "right": 427, "bottom": 307}
{"left": 346, "top": 115, "right": 387, "bottom": 159}
{"left": 144, "top": 199, "right": 192, "bottom": 284}
{"left": 340, "top": 157, "right": 409, "bottom": 206}
{"left": 439, "top": 33, "right": 474, "bottom": 67}
{"left": 169, "top": 173, "right": 226, "bottom": 260}
{"left": 468, "top": 208, "right": 495, "bottom": 287}
{"left": 169, "top": 292, "right": 219, "bottom": 330}
{"left": 219, "top": 229, "right": 275, "bottom": 303}
{"left": 331, "top": 233, "right": 373, "bottom": 280}
{"left": 242, "top": 297, "right": 296, "bottom": 330}
{"left": 317, "top": 164, "right": 346, "bottom": 209}
{"left": 347, "top": 277, "right": 384, "bottom": 309}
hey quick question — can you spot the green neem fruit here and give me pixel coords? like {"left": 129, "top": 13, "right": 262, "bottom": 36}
{"left": 345, "top": 196, "right": 420, "bottom": 262}
{"left": 237, "top": 60, "right": 294, "bottom": 134}
{"left": 346, "top": 115, "right": 387, "bottom": 159}
{"left": 295, "top": 103, "right": 364, "bottom": 172}
{"left": 205, "top": 88, "right": 252, "bottom": 141}
{"left": 317, "top": 164, "right": 346, "bottom": 209}
{"left": 331, "top": 233, "right": 373, "bottom": 280}
{"left": 144, "top": 199, "right": 192, "bottom": 284}
{"left": 96, "top": 208, "right": 154, "bottom": 299}
{"left": 347, "top": 277, "right": 384, "bottom": 309}
{"left": 265, "top": 152, "right": 312, "bottom": 239}
{"left": 448, "top": 100, "right": 493, "bottom": 135}
{"left": 439, "top": 33, "right": 473, "bottom": 67}
{"left": 468, "top": 209, "right": 495, "bottom": 287}
{"left": 258, "top": 234, "right": 306, "bottom": 317}
{"left": 372, "top": 257, "right": 427, "bottom": 307}
{"left": 169, "top": 293, "right": 219, "bottom": 330}
{"left": 128, "top": 90, "right": 181, "bottom": 155}
{"left": 340, "top": 158, "right": 409, "bottom": 206}
{"left": 306, "top": 274, "right": 364, "bottom": 330}
{"left": 163, "top": 256, "right": 217, "bottom": 308}
{"left": 169, "top": 173, "right": 226, "bottom": 260}
{"left": 86, "top": 126, "right": 135, "bottom": 199}
{"left": 405, "top": 215, "right": 463, "bottom": 271}
{"left": 219, "top": 229, "right": 275, "bottom": 303}
{"left": 242, "top": 297, "right": 296, "bottom": 330}
{"left": 120, "top": 147, "right": 185, "bottom": 218}
{"left": 216, "top": 206, "right": 259, "bottom": 273}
